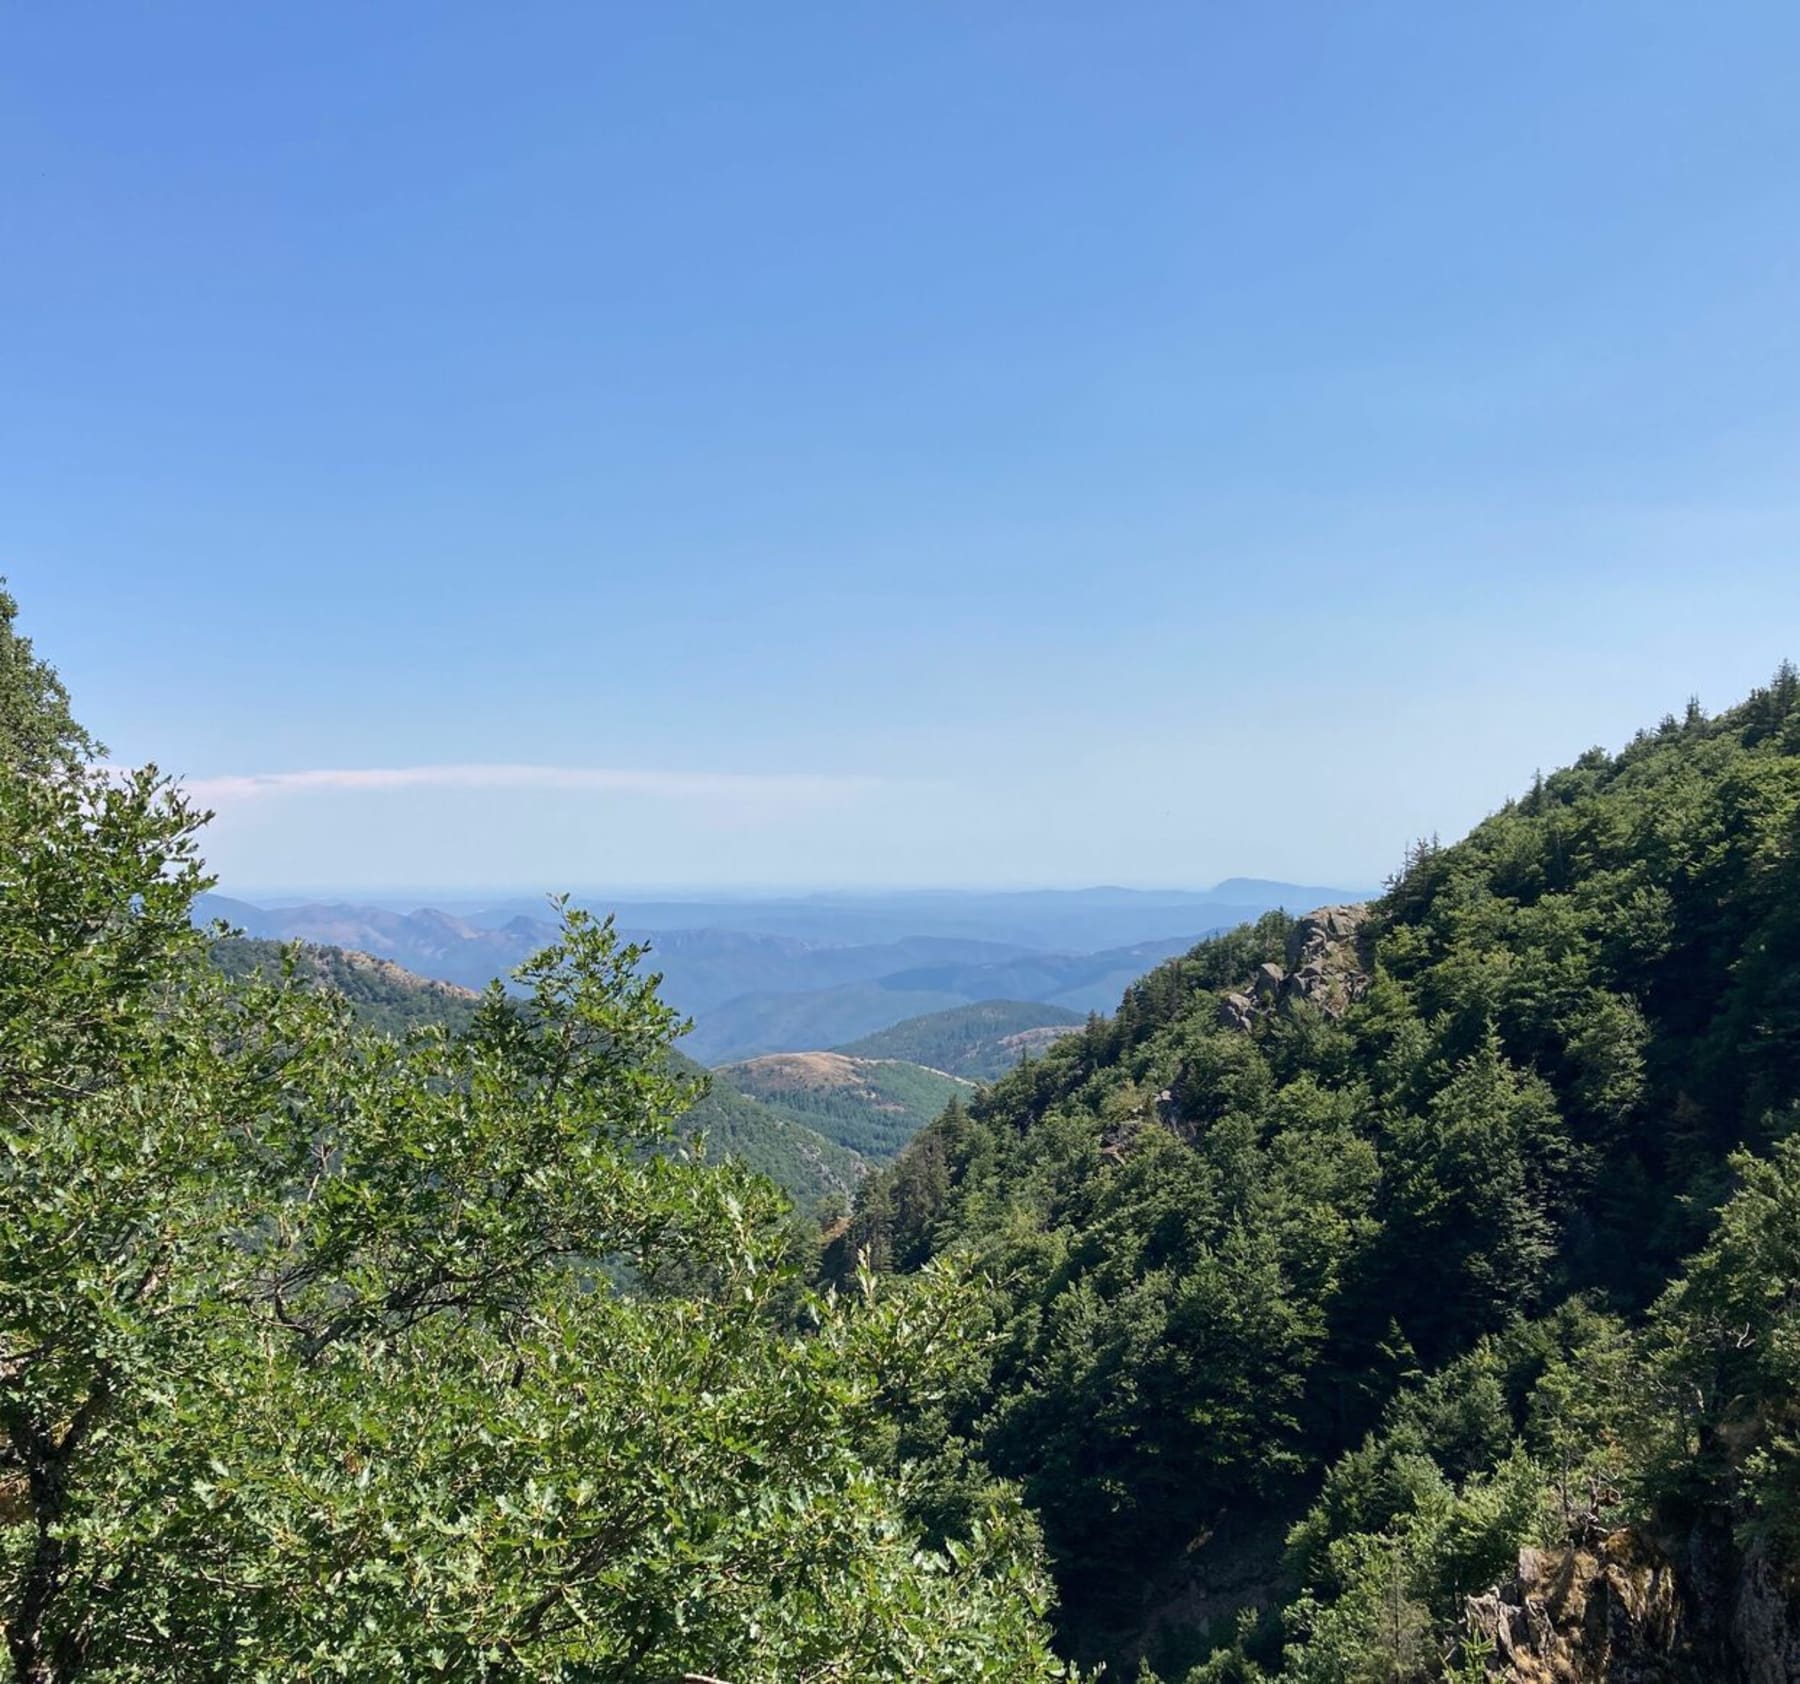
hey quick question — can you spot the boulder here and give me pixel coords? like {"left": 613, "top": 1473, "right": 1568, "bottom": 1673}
{"left": 1216, "top": 992, "right": 1255, "bottom": 1032}
{"left": 1284, "top": 962, "right": 1329, "bottom": 999}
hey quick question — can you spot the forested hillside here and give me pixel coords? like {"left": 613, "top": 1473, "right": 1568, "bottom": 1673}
{"left": 670, "top": 1048, "right": 864, "bottom": 1208}
{"left": 838, "top": 670, "right": 1800, "bottom": 1680}
{"left": 714, "top": 1051, "right": 970, "bottom": 1161}
{"left": 836, "top": 999, "right": 1083, "bottom": 1079}
{"left": 211, "top": 936, "right": 484, "bottom": 1036}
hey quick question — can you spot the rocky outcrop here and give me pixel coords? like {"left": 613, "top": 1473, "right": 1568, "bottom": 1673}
{"left": 1465, "top": 1532, "right": 1694, "bottom": 1683}
{"left": 1463, "top": 1527, "right": 1800, "bottom": 1684}
{"left": 1280, "top": 904, "right": 1372, "bottom": 1016}
{"left": 1284, "top": 903, "right": 1368, "bottom": 971}
{"left": 1216, "top": 992, "right": 1256, "bottom": 1032}
{"left": 1214, "top": 903, "right": 1372, "bottom": 1032}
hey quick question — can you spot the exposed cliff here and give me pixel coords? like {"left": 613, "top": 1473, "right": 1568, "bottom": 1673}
{"left": 1466, "top": 1527, "right": 1800, "bottom": 1684}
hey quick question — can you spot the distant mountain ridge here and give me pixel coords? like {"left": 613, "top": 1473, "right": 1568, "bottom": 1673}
{"left": 197, "top": 895, "right": 560, "bottom": 993}
{"left": 196, "top": 880, "right": 1365, "bottom": 1064}
{"left": 684, "top": 982, "right": 975, "bottom": 1066}
{"left": 213, "top": 881, "right": 1364, "bottom": 950}
{"left": 873, "top": 934, "right": 1208, "bottom": 1014}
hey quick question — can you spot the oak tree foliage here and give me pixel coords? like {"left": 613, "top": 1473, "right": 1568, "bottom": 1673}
{"left": 0, "top": 600, "right": 1078, "bottom": 1683}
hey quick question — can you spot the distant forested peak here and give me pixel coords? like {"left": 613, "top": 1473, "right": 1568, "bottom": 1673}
{"left": 835, "top": 998, "right": 1085, "bottom": 1078}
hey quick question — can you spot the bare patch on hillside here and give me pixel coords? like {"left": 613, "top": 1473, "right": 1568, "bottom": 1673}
{"left": 997, "top": 1025, "right": 1079, "bottom": 1059}
{"left": 724, "top": 1051, "right": 869, "bottom": 1091}
{"left": 331, "top": 948, "right": 482, "bottom": 1000}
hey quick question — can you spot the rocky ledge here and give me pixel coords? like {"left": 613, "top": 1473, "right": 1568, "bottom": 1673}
{"left": 1217, "top": 903, "right": 1372, "bottom": 1031}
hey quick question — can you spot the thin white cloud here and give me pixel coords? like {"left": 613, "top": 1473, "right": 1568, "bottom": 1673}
{"left": 185, "top": 763, "right": 882, "bottom": 806}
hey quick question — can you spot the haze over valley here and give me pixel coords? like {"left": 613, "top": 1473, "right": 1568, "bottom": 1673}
{"left": 201, "top": 879, "right": 1366, "bottom": 1194}
{"left": 196, "top": 879, "right": 1364, "bottom": 1063}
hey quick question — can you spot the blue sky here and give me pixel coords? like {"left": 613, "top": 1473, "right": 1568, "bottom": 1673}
{"left": 5, "top": 3, "right": 1799, "bottom": 894}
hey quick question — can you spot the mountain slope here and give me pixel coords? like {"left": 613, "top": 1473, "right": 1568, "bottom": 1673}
{"left": 667, "top": 1050, "right": 864, "bottom": 1209}
{"left": 715, "top": 1052, "right": 971, "bottom": 1162}
{"left": 835, "top": 1000, "right": 1084, "bottom": 1080}
{"left": 211, "top": 937, "right": 484, "bottom": 1036}
{"left": 833, "top": 671, "right": 1800, "bottom": 1679}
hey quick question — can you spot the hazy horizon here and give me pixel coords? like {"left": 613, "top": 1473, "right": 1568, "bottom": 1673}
{"left": 207, "top": 874, "right": 1382, "bottom": 911}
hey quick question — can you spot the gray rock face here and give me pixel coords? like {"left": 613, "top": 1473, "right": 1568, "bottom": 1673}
{"left": 1284, "top": 903, "right": 1370, "bottom": 974}
{"left": 1216, "top": 992, "right": 1256, "bottom": 1032}
{"left": 1281, "top": 904, "right": 1371, "bottom": 1018}
{"left": 1213, "top": 903, "right": 1373, "bottom": 1032}
{"left": 1463, "top": 1526, "right": 1800, "bottom": 1684}
{"left": 1730, "top": 1538, "right": 1800, "bottom": 1684}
